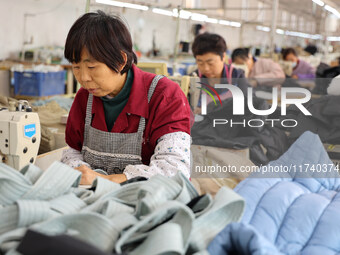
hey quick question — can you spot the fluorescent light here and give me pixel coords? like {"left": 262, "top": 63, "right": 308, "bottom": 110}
{"left": 311, "top": 34, "right": 323, "bottom": 40}
{"left": 173, "top": 9, "right": 192, "bottom": 19}
{"left": 153, "top": 7, "right": 241, "bottom": 28}
{"left": 191, "top": 13, "right": 208, "bottom": 22}
{"left": 256, "top": 25, "right": 270, "bottom": 32}
{"left": 284, "top": 30, "right": 322, "bottom": 40}
{"left": 230, "top": 21, "right": 241, "bottom": 27}
{"left": 219, "top": 20, "right": 230, "bottom": 26}
{"left": 276, "top": 28, "right": 285, "bottom": 34}
{"left": 327, "top": 36, "right": 340, "bottom": 41}
{"left": 218, "top": 19, "right": 241, "bottom": 27}
{"left": 206, "top": 18, "right": 218, "bottom": 24}
{"left": 153, "top": 7, "right": 242, "bottom": 28}
{"left": 325, "top": 4, "right": 336, "bottom": 13}
{"left": 324, "top": 4, "right": 340, "bottom": 18}
{"left": 179, "top": 10, "right": 192, "bottom": 19}
{"left": 96, "top": 0, "right": 149, "bottom": 11}
{"left": 152, "top": 8, "right": 173, "bottom": 16}
{"left": 312, "top": 0, "right": 324, "bottom": 7}
{"left": 286, "top": 31, "right": 310, "bottom": 38}
{"left": 121, "top": 1, "right": 148, "bottom": 10}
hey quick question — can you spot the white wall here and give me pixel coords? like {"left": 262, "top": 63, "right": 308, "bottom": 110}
{"left": 89, "top": 6, "right": 242, "bottom": 55}
{"left": 0, "top": 0, "right": 323, "bottom": 61}
{"left": 0, "top": 0, "right": 85, "bottom": 60}
{"left": 241, "top": 26, "right": 309, "bottom": 50}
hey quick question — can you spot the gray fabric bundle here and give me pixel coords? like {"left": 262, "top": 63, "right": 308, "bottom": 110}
{"left": 0, "top": 162, "right": 245, "bottom": 255}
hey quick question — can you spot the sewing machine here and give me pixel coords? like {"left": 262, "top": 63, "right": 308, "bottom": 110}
{"left": 0, "top": 101, "right": 41, "bottom": 170}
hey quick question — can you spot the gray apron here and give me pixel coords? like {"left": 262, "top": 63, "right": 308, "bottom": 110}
{"left": 82, "top": 75, "right": 164, "bottom": 175}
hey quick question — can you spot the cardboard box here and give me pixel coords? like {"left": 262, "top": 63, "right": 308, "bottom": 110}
{"left": 0, "top": 70, "right": 10, "bottom": 97}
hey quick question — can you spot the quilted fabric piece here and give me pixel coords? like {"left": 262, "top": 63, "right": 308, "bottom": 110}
{"left": 208, "top": 131, "right": 340, "bottom": 255}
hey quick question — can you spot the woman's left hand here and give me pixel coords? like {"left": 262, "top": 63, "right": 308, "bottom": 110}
{"left": 75, "top": 165, "right": 100, "bottom": 185}
{"left": 75, "top": 165, "right": 127, "bottom": 185}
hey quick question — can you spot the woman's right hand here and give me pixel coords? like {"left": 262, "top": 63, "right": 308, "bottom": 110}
{"left": 75, "top": 165, "right": 99, "bottom": 185}
{"left": 75, "top": 165, "right": 128, "bottom": 184}
{"left": 194, "top": 107, "right": 201, "bottom": 115}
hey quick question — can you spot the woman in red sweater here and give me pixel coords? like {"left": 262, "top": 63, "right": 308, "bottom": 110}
{"left": 61, "top": 11, "right": 191, "bottom": 184}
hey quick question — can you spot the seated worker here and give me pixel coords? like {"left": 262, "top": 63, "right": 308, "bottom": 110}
{"left": 61, "top": 11, "right": 191, "bottom": 184}
{"left": 232, "top": 48, "right": 285, "bottom": 87}
{"left": 191, "top": 33, "right": 249, "bottom": 114}
{"left": 282, "top": 48, "right": 316, "bottom": 79}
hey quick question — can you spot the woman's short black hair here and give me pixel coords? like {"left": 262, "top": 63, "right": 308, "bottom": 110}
{"left": 231, "top": 48, "right": 249, "bottom": 62}
{"left": 192, "top": 33, "right": 227, "bottom": 59}
{"left": 282, "top": 48, "right": 297, "bottom": 60}
{"left": 64, "top": 10, "right": 137, "bottom": 74}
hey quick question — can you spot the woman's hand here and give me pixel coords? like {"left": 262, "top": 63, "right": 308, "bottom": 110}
{"left": 194, "top": 107, "right": 201, "bottom": 115}
{"left": 108, "top": 174, "right": 127, "bottom": 183}
{"left": 75, "top": 165, "right": 99, "bottom": 185}
{"left": 75, "top": 165, "right": 128, "bottom": 185}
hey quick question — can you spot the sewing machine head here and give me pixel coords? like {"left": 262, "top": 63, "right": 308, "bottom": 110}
{"left": 0, "top": 101, "right": 41, "bottom": 170}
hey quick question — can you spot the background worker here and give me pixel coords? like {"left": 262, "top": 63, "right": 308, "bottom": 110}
{"left": 282, "top": 47, "right": 316, "bottom": 79}
{"left": 191, "top": 33, "right": 249, "bottom": 114}
{"left": 232, "top": 48, "right": 285, "bottom": 88}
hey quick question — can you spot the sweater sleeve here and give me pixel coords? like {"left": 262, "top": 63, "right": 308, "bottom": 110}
{"left": 61, "top": 132, "right": 191, "bottom": 179}
{"left": 252, "top": 59, "right": 285, "bottom": 86}
{"left": 65, "top": 88, "right": 88, "bottom": 151}
{"left": 296, "top": 61, "right": 316, "bottom": 79}
{"left": 61, "top": 147, "right": 91, "bottom": 169}
{"left": 123, "top": 132, "right": 191, "bottom": 179}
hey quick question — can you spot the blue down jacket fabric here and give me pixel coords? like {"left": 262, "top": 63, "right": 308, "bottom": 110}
{"left": 208, "top": 131, "right": 340, "bottom": 255}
